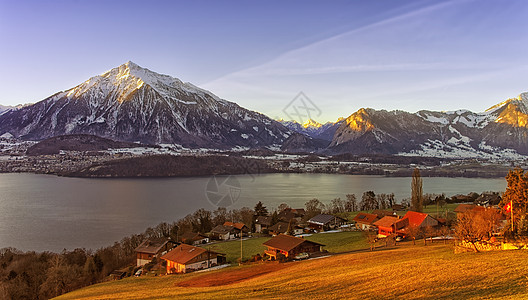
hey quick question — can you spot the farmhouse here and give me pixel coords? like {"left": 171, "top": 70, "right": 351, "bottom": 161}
{"left": 395, "top": 211, "right": 439, "bottom": 237}
{"left": 278, "top": 208, "right": 305, "bottom": 223}
{"left": 134, "top": 237, "right": 178, "bottom": 267}
{"left": 210, "top": 225, "right": 238, "bottom": 241}
{"left": 254, "top": 215, "right": 273, "bottom": 233}
{"left": 223, "top": 221, "right": 249, "bottom": 234}
{"left": 372, "top": 209, "right": 395, "bottom": 219}
{"left": 180, "top": 232, "right": 209, "bottom": 245}
{"left": 160, "top": 244, "right": 225, "bottom": 274}
{"left": 263, "top": 234, "right": 324, "bottom": 259}
{"left": 353, "top": 213, "right": 379, "bottom": 230}
{"left": 308, "top": 214, "right": 346, "bottom": 231}
{"left": 268, "top": 221, "right": 304, "bottom": 236}
{"left": 373, "top": 216, "right": 400, "bottom": 237}
{"left": 454, "top": 204, "right": 486, "bottom": 219}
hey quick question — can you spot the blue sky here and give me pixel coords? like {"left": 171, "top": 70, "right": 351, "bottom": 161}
{"left": 0, "top": 0, "right": 527, "bottom": 122}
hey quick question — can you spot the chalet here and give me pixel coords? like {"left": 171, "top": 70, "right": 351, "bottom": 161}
{"left": 263, "top": 234, "right": 324, "bottom": 260}
{"left": 395, "top": 211, "right": 439, "bottom": 237}
{"left": 373, "top": 216, "right": 400, "bottom": 237}
{"left": 278, "top": 208, "right": 305, "bottom": 223}
{"left": 134, "top": 237, "right": 178, "bottom": 267}
{"left": 392, "top": 204, "right": 406, "bottom": 211}
{"left": 372, "top": 209, "right": 395, "bottom": 219}
{"left": 224, "top": 221, "right": 249, "bottom": 234}
{"left": 210, "top": 225, "right": 238, "bottom": 241}
{"left": 180, "top": 232, "right": 209, "bottom": 246}
{"left": 254, "top": 215, "right": 273, "bottom": 233}
{"left": 454, "top": 204, "right": 478, "bottom": 214}
{"left": 454, "top": 204, "right": 486, "bottom": 219}
{"left": 307, "top": 214, "right": 346, "bottom": 231}
{"left": 268, "top": 221, "right": 304, "bottom": 236}
{"left": 160, "top": 244, "right": 225, "bottom": 274}
{"left": 353, "top": 213, "right": 379, "bottom": 230}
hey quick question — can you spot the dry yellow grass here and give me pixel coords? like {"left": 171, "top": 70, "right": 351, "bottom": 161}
{"left": 56, "top": 243, "right": 528, "bottom": 300}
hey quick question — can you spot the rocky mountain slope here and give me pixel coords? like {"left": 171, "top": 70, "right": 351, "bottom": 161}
{"left": 279, "top": 118, "right": 344, "bottom": 141}
{"left": 326, "top": 92, "right": 528, "bottom": 158}
{"left": 0, "top": 62, "right": 292, "bottom": 148}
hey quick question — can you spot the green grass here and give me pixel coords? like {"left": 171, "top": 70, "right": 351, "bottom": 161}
{"left": 204, "top": 237, "right": 268, "bottom": 263}
{"left": 56, "top": 243, "right": 528, "bottom": 300}
{"left": 304, "top": 231, "right": 368, "bottom": 253}
{"left": 205, "top": 231, "right": 369, "bottom": 264}
{"left": 422, "top": 202, "right": 459, "bottom": 217}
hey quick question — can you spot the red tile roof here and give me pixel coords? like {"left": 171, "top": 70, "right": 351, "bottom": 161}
{"left": 400, "top": 211, "right": 438, "bottom": 227}
{"left": 263, "top": 234, "right": 324, "bottom": 252}
{"left": 373, "top": 216, "right": 399, "bottom": 228}
{"left": 353, "top": 213, "right": 379, "bottom": 225}
{"left": 160, "top": 244, "right": 219, "bottom": 265}
{"left": 134, "top": 237, "right": 170, "bottom": 254}
{"left": 454, "top": 204, "right": 475, "bottom": 213}
{"left": 224, "top": 221, "right": 247, "bottom": 231}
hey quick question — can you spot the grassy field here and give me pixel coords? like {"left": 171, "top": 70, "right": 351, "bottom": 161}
{"left": 56, "top": 242, "right": 528, "bottom": 300}
{"left": 205, "top": 231, "right": 367, "bottom": 263}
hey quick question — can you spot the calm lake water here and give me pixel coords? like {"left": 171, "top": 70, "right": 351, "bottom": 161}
{"left": 0, "top": 173, "right": 506, "bottom": 252}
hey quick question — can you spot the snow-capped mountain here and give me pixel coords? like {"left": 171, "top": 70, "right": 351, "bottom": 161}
{"left": 0, "top": 62, "right": 292, "bottom": 148}
{"left": 280, "top": 118, "right": 344, "bottom": 141}
{"left": 328, "top": 92, "right": 528, "bottom": 159}
{"left": 0, "top": 105, "right": 11, "bottom": 116}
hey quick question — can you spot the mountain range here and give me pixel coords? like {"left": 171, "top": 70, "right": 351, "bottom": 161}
{"left": 0, "top": 61, "right": 527, "bottom": 159}
{"left": 0, "top": 62, "right": 291, "bottom": 149}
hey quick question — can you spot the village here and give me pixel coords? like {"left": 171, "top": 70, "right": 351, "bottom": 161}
{"left": 126, "top": 195, "right": 512, "bottom": 280}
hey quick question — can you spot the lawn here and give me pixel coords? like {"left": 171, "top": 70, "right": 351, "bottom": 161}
{"left": 57, "top": 243, "right": 528, "bottom": 300}
{"left": 204, "top": 231, "right": 368, "bottom": 264}
{"left": 205, "top": 237, "right": 268, "bottom": 264}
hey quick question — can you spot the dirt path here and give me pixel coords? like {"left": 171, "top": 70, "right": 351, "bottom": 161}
{"left": 175, "top": 262, "right": 290, "bottom": 287}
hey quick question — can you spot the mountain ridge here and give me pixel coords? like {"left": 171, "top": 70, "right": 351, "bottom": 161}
{"left": 1, "top": 61, "right": 528, "bottom": 159}
{"left": 0, "top": 61, "right": 292, "bottom": 148}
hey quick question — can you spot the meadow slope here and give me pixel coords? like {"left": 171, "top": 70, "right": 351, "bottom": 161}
{"left": 56, "top": 243, "right": 528, "bottom": 300}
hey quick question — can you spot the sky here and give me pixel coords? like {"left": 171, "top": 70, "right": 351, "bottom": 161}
{"left": 0, "top": 0, "right": 527, "bottom": 123}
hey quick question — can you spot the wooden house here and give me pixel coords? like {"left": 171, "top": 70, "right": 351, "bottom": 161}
{"left": 395, "top": 211, "right": 439, "bottom": 237}
{"left": 254, "top": 215, "right": 273, "bottom": 233}
{"left": 353, "top": 213, "right": 379, "bottom": 230}
{"left": 278, "top": 208, "right": 305, "bottom": 223}
{"left": 210, "top": 225, "right": 238, "bottom": 241}
{"left": 180, "top": 232, "right": 210, "bottom": 245}
{"left": 263, "top": 234, "right": 324, "bottom": 260}
{"left": 373, "top": 216, "right": 400, "bottom": 237}
{"left": 134, "top": 237, "right": 178, "bottom": 267}
{"left": 372, "top": 209, "right": 395, "bottom": 219}
{"left": 307, "top": 214, "right": 346, "bottom": 231}
{"left": 160, "top": 244, "right": 225, "bottom": 274}
{"left": 268, "top": 221, "right": 304, "bottom": 236}
{"left": 223, "top": 221, "right": 249, "bottom": 234}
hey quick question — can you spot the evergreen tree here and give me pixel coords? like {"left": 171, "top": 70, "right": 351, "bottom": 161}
{"left": 502, "top": 168, "right": 528, "bottom": 233}
{"left": 254, "top": 201, "right": 269, "bottom": 216}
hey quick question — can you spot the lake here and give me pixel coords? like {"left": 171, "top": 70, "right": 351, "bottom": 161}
{"left": 0, "top": 173, "right": 506, "bottom": 252}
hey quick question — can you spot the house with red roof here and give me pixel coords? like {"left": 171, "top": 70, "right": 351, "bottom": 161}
{"left": 395, "top": 211, "right": 438, "bottom": 237}
{"left": 134, "top": 237, "right": 178, "bottom": 267}
{"left": 160, "top": 244, "right": 225, "bottom": 274}
{"left": 353, "top": 212, "right": 379, "bottom": 230}
{"left": 373, "top": 216, "right": 400, "bottom": 237}
{"left": 263, "top": 234, "right": 324, "bottom": 260}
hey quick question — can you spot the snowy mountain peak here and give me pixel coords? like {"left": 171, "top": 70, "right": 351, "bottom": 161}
{"left": 302, "top": 118, "right": 322, "bottom": 129}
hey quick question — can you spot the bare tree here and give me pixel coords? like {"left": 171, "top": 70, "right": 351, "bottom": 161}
{"left": 406, "top": 225, "right": 421, "bottom": 245}
{"left": 364, "top": 230, "right": 378, "bottom": 251}
{"left": 331, "top": 198, "right": 345, "bottom": 214}
{"left": 455, "top": 208, "right": 502, "bottom": 251}
{"left": 345, "top": 194, "right": 357, "bottom": 212}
